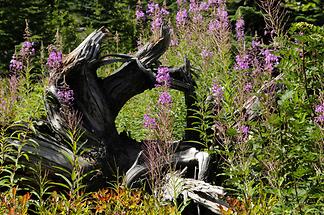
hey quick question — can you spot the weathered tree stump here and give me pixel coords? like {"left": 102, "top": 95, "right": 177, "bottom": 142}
{"left": 8, "top": 26, "right": 229, "bottom": 214}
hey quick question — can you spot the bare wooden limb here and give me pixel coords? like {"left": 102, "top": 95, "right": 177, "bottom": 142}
{"left": 161, "top": 171, "right": 229, "bottom": 214}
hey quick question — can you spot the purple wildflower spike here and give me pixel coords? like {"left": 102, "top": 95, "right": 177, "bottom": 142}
{"left": 315, "top": 103, "right": 324, "bottom": 113}
{"left": 158, "top": 91, "right": 172, "bottom": 105}
{"left": 57, "top": 87, "right": 74, "bottom": 105}
{"left": 199, "top": 2, "right": 210, "bottom": 11}
{"left": 176, "top": 9, "right": 188, "bottom": 26}
{"left": 241, "top": 125, "right": 249, "bottom": 136}
{"left": 156, "top": 67, "right": 170, "bottom": 86}
{"left": 315, "top": 115, "right": 324, "bottom": 123}
{"left": 147, "top": 2, "right": 159, "bottom": 15}
{"left": 244, "top": 82, "right": 253, "bottom": 93}
{"left": 208, "top": 20, "right": 220, "bottom": 32}
{"left": 143, "top": 114, "right": 157, "bottom": 129}
{"left": 263, "top": 49, "right": 279, "bottom": 72}
{"left": 236, "top": 18, "right": 245, "bottom": 41}
{"left": 212, "top": 83, "right": 223, "bottom": 99}
{"left": 47, "top": 49, "right": 63, "bottom": 71}
{"left": 201, "top": 49, "right": 213, "bottom": 59}
{"left": 235, "top": 54, "right": 250, "bottom": 70}
{"left": 9, "top": 55, "right": 23, "bottom": 73}
{"left": 136, "top": 9, "right": 145, "bottom": 21}
{"left": 21, "top": 41, "right": 35, "bottom": 58}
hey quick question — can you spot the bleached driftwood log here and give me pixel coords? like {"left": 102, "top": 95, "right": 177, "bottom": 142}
{"left": 161, "top": 170, "right": 229, "bottom": 214}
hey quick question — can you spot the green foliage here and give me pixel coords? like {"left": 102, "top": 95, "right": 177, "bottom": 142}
{"left": 284, "top": 0, "right": 324, "bottom": 24}
{"left": 0, "top": 125, "right": 31, "bottom": 214}
{"left": 0, "top": 0, "right": 140, "bottom": 70}
{"left": 116, "top": 88, "right": 186, "bottom": 142}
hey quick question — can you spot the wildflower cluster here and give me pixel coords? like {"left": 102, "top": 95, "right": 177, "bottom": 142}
{"left": 212, "top": 82, "right": 223, "bottom": 100}
{"left": 158, "top": 91, "right": 172, "bottom": 105}
{"left": 142, "top": 66, "right": 174, "bottom": 196}
{"left": 156, "top": 67, "right": 172, "bottom": 107}
{"left": 234, "top": 54, "right": 250, "bottom": 70}
{"left": 9, "top": 56, "right": 23, "bottom": 73}
{"left": 240, "top": 125, "right": 249, "bottom": 139}
{"left": 135, "top": 6, "right": 145, "bottom": 21}
{"left": 47, "top": 48, "right": 63, "bottom": 71}
{"left": 20, "top": 41, "right": 35, "bottom": 58}
{"left": 143, "top": 114, "right": 157, "bottom": 129}
{"left": 263, "top": 49, "right": 279, "bottom": 72}
{"left": 9, "top": 41, "right": 36, "bottom": 73}
{"left": 234, "top": 40, "right": 279, "bottom": 75}
{"left": 1, "top": 22, "right": 41, "bottom": 125}
{"left": 235, "top": 18, "right": 245, "bottom": 42}
{"left": 208, "top": 2, "right": 229, "bottom": 33}
{"left": 201, "top": 49, "right": 213, "bottom": 60}
{"left": 155, "top": 66, "right": 170, "bottom": 86}
{"left": 176, "top": 8, "right": 188, "bottom": 26}
{"left": 57, "top": 86, "right": 74, "bottom": 106}
{"left": 135, "top": 2, "right": 169, "bottom": 34}
{"left": 143, "top": 66, "right": 172, "bottom": 130}
{"left": 244, "top": 82, "right": 253, "bottom": 93}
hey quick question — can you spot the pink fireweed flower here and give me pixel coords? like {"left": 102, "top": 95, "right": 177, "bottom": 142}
{"left": 136, "top": 8, "right": 145, "bottom": 21}
{"left": 244, "top": 82, "right": 253, "bottom": 93}
{"left": 57, "top": 87, "right": 74, "bottom": 105}
{"left": 189, "top": 0, "right": 199, "bottom": 13}
{"left": 156, "top": 67, "right": 170, "bottom": 86}
{"left": 212, "top": 83, "right": 223, "bottom": 100}
{"left": 176, "top": 8, "right": 188, "bottom": 26}
{"left": 240, "top": 125, "right": 249, "bottom": 137}
{"left": 263, "top": 49, "right": 279, "bottom": 72}
{"left": 158, "top": 91, "right": 172, "bottom": 105}
{"left": 193, "top": 13, "right": 203, "bottom": 23}
{"left": 148, "top": 3, "right": 168, "bottom": 33}
{"left": 9, "top": 55, "right": 23, "bottom": 72}
{"left": 147, "top": 2, "right": 159, "bottom": 15}
{"left": 315, "top": 103, "right": 324, "bottom": 113}
{"left": 201, "top": 49, "right": 213, "bottom": 59}
{"left": 208, "top": 5, "right": 229, "bottom": 33}
{"left": 314, "top": 100, "right": 324, "bottom": 124}
{"left": 199, "top": 2, "right": 210, "bottom": 11}
{"left": 151, "top": 16, "right": 162, "bottom": 32}
{"left": 160, "top": 8, "right": 169, "bottom": 16}
{"left": 235, "top": 54, "right": 250, "bottom": 70}
{"left": 217, "top": 5, "right": 229, "bottom": 28}
{"left": 47, "top": 49, "right": 63, "bottom": 71}
{"left": 235, "top": 18, "right": 245, "bottom": 42}
{"left": 315, "top": 115, "right": 324, "bottom": 124}
{"left": 208, "top": 0, "right": 219, "bottom": 6}
{"left": 208, "top": 20, "right": 220, "bottom": 33}
{"left": 20, "top": 41, "right": 35, "bottom": 58}
{"left": 252, "top": 39, "right": 261, "bottom": 49}
{"left": 143, "top": 114, "right": 157, "bottom": 129}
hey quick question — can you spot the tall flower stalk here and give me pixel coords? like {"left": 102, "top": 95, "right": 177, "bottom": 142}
{"left": 143, "top": 66, "right": 175, "bottom": 198}
{"left": 144, "top": 1, "right": 169, "bottom": 40}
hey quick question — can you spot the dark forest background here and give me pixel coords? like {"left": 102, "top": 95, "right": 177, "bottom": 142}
{"left": 0, "top": 0, "right": 323, "bottom": 72}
